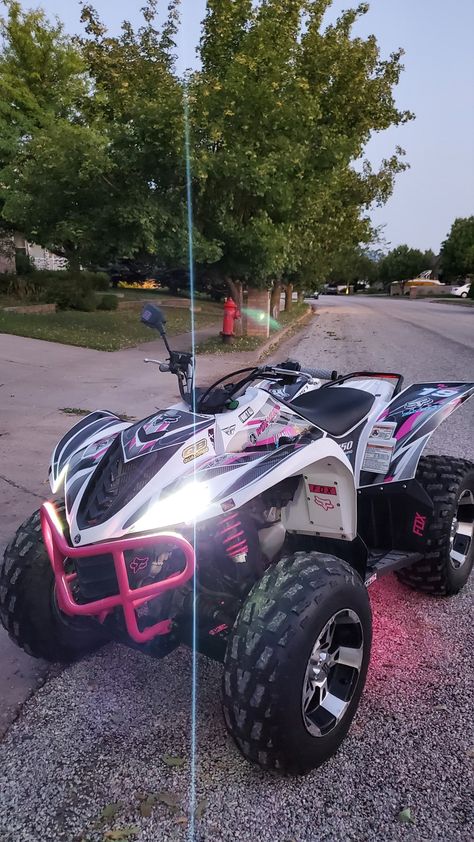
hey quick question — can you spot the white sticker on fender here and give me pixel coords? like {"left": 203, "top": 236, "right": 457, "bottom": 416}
{"left": 362, "top": 439, "right": 396, "bottom": 473}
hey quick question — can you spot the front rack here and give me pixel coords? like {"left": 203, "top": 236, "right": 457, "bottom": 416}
{"left": 40, "top": 501, "right": 195, "bottom": 644}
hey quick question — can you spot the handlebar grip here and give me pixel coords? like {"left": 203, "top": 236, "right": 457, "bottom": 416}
{"left": 302, "top": 367, "right": 336, "bottom": 380}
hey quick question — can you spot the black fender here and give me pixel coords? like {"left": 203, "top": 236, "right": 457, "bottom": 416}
{"left": 49, "top": 411, "right": 128, "bottom": 493}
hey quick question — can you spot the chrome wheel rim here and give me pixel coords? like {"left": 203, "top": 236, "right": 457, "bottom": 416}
{"left": 449, "top": 489, "right": 474, "bottom": 570}
{"left": 301, "top": 608, "right": 364, "bottom": 737}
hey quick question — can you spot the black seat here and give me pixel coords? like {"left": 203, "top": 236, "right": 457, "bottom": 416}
{"left": 290, "top": 386, "right": 375, "bottom": 437}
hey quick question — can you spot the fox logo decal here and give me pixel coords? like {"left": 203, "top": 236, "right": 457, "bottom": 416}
{"left": 129, "top": 556, "right": 149, "bottom": 574}
{"left": 314, "top": 496, "right": 335, "bottom": 511}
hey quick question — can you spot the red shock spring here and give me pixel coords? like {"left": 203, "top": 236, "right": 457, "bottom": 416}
{"left": 216, "top": 512, "right": 248, "bottom": 560}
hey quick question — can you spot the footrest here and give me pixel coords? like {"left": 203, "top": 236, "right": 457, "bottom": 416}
{"left": 365, "top": 550, "right": 423, "bottom": 585}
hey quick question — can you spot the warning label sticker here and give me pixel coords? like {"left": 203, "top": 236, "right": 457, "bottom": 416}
{"left": 369, "top": 421, "right": 397, "bottom": 441}
{"left": 362, "top": 440, "right": 395, "bottom": 474}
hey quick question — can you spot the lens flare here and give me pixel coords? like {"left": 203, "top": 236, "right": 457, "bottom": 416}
{"left": 243, "top": 307, "right": 281, "bottom": 331}
{"left": 183, "top": 84, "right": 198, "bottom": 841}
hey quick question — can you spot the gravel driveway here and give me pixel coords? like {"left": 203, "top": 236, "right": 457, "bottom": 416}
{"left": 0, "top": 297, "right": 473, "bottom": 842}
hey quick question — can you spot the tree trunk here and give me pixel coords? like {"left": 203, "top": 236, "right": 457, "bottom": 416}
{"left": 285, "top": 282, "right": 293, "bottom": 311}
{"left": 65, "top": 249, "right": 81, "bottom": 273}
{"left": 270, "top": 282, "right": 281, "bottom": 322}
{"left": 297, "top": 289, "right": 304, "bottom": 304}
{"left": 225, "top": 276, "right": 243, "bottom": 336}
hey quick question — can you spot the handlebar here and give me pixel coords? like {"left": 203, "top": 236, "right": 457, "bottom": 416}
{"left": 300, "top": 367, "right": 336, "bottom": 380}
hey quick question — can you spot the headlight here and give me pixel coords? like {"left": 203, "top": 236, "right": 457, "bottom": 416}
{"left": 133, "top": 482, "right": 211, "bottom": 531}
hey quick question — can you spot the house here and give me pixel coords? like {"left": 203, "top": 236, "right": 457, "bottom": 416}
{"left": 14, "top": 234, "right": 68, "bottom": 271}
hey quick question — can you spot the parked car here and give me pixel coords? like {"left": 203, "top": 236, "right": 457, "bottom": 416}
{"left": 452, "top": 282, "right": 471, "bottom": 299}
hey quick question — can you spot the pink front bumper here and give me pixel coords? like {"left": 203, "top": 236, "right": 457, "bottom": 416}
{"left": 40, "top": 501, "right": 195, "bottom": 644}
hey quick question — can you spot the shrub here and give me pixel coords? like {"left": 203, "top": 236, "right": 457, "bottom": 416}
{"left": 0, "top": 273, "right": 17, "bottom": 294}
{"left": 1, "top": 273, "right": 42, "bottom": 300}
{"left": 97, "top": 293, "right": 119, "bottom": 311}
{"left": 78, "top": 270, "right": 110, "bottom": 291}
{"left": 1, "top": 269, "right": 109, "bottom": 303}
{"left": 55, "top": 284, "right": 97, "bottom": 312}
{"left": 468, "top": 281, "right": 474, "bottom": 300}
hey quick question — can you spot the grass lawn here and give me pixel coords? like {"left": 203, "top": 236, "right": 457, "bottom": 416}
{"left": 0, "top": 302, "right": 221, "bottom": 351}
{"left": 432, "top": 298, "right": 474, "bottom": 306}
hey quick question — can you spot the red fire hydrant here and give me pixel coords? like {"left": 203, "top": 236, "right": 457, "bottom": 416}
{"left": 221, "top": 297, "right": 240, "bottom": 344}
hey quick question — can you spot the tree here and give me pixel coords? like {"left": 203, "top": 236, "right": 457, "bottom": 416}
{"left": 0, "top": 1, "right": 86, "bottom": 164}
{"left": 0, "top": 0, "right": 87, "bottom": 262}
{"left": 326, "top": 246, "right": 379, "bottom": 286}
{"left": 0, "top": 2, "right": 215, "bottom": 270}
{"left": 440, "top": 217, "right": 474, "bottom": 280}
{"left": 1, "top": 0, "right": 414, "bottom": 327}
{"left": 377, "top": 244, "right": 430, "bottom": 286}
{"left": 192, "top": 0, "right": 413, "bottom": 303}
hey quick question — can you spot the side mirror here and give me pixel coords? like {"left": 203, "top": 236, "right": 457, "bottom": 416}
{"left": 141, "top": 303, "right": 167, "bottom": 336}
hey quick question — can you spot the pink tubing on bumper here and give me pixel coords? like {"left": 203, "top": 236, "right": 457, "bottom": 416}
{"left": 40, "top": 501, "right": 195, "bottom": 644}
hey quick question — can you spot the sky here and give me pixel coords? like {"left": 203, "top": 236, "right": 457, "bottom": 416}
{"left": 22, "top": 0, "right": 474, "bottom": 253}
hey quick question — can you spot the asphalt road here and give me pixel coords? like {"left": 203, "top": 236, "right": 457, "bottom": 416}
{"left": 0, "top": 296, "right": 473, "bottom": 842}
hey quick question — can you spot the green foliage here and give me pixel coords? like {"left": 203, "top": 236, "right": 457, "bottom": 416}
{"left": 0, "top": 269, "right": 109, "bottom": 304}
{"left": 54, "top": 284, "right": 97, "bottom": 312}
{"left": 441, "top": 217, "right": 474, "bottom": 280}
{"left": 14, "top": 251, "right": 35, "bottom": 274}
{"left": 0, "top": 2, "right": 199, "bottom": 269}
{"left": 0, "top": 1, "right": 86, "bottom": 231}
{"left": 377, "top": 245, "right": 431, "bottom": 286}
{"left": 326, "top": 247, "right": 378, "bottom": 285}
{"left": 78, "top": 270, "right": 110, "bottom": 291}
{"left": 0, "top": 0, "right": 414, "bottom": 309}
{"left": 193, "top": 0, "right": 413, "bottom": 289}
{"left": 0, "top": 272, "right": 18, "bottom": 294}
{"left": 97, "top": 293, "right": 119, "bottom": 311}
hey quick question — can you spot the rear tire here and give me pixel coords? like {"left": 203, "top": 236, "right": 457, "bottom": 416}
{"left": 0, "top": 507, "right": 106, "bottom": 662}
{"left": 222, "top": 552, "right": 372, "bottom": 774}
{"left": 397, "top": 456, "right": 474, "bottom": 595}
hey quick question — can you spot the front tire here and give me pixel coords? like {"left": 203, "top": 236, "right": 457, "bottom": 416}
{"left": 0, "top": 508, "right": 106, "bottom": 662}
{"left": 222, "top": 552, "right": 372, "bottom": 774}
{"left": 397, "top": 456, "right": 474, "bottom": 595}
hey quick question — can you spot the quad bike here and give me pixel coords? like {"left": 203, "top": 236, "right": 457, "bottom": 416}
{"left": 1, "top": 304, "right": 473, "bottom": 774}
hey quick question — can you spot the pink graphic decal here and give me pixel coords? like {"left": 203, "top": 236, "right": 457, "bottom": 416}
{"left": 314, "top": 496, "right": 335, "bottom": 511}
{"left": 395, "top": 410, "right": 423, "bottom": 441}
{"left": 413, "top": 512, "right": 427, "bottom": 537}
{"left": 91, "top": 445, "right": 111, "bottom": 461}
{"left": 138, "top": 439, "right": 158, "bottom": 454}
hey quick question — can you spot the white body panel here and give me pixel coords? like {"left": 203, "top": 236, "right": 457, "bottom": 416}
{"left": 48, "top": 369, "right": 473, "bottom": 548}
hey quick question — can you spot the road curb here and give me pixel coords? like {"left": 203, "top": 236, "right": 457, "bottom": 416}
{"left": 257, "top": 307, "right": 314, "bottom": 361}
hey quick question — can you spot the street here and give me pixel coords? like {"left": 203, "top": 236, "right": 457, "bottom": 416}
{"left": 0, "top": 296, "right": 473, "bottom": 842}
